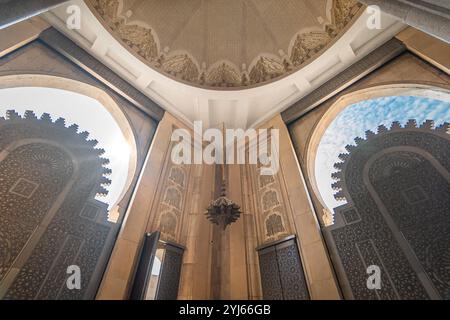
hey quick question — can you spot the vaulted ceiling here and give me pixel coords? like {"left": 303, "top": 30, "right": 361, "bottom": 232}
{"left": 87, "top": 0, "right": 362, "bottom": 89}
{"left": 44, "top": 1, "right": 405, "bottom": 129}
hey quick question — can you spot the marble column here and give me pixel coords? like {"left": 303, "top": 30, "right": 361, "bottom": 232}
{"left": 0, "top": 0, "right": 68, "bottom": 29}
{"left": 359, "top": 0, "right": 450, "bottom": 43}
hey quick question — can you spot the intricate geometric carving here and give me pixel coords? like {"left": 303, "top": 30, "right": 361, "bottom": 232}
{"left": 249, "top": 56, "right": 285, "bottom": 85}
{"left": 117, "top": 24, "right": 159, "bottom": 62}
{"left": 259, "top": 175, "right": 275, "bottom": 188}
{"left": 154, "top": 150, "right": 188, "bottom": 241}
{"left": 258, "top": 247, "right": 283, "bottom": 300}
{"left": 262, "top": 190, "right": 280, "bottom": 211}
{"left": 80, "top": 202, "right": 100, "bottom": 220}
{"left": 252, "top": 156, "right": 290, "bottom": 242}
{"left": 205, "top": 181, "right": 242, "bottom": 230}
{"left": 327, "top": 120, "right": 450, "bottom": 299}
{"left": 0, "top": 232, "right": 12, "bottom": 279}
{"left": 159, "top": 212, "right": 177, "bottom": 238}
{"left": 0, "top": 110, "right": 113, "bottom": 299}
{"left": 331, "top": 0, "right": 362, "bottom": 31}
{"left": 155, "top": 244, "right": 184, "bottom": 300}
{"left": 162, "top": 54, "right": 199, "bottom": 83}
{"left": 205, "top": 62, "right": 242, "bottom": 88}
{"left": 91, "top": 0, "right": 158, "bottom": 62}
{"left": 88, "top": 0, "right": 362, "bottom": 88}
{"left": 281, "top": 39, "right": 406, "bottom": 124}
{"left": 276, "top": 242, "right": 310, "bottom": 300}
{"left": 290, "top": 31, "right": 331, "bottom": 67}
{"left": 265, "top": 213, "right": 285, "bottom": 238}
{"left": 169, "top": 167, "right": 185, "bottom": 187}
{"left": 9, "top": 178, "right": 39, "bottom": 198}
{"left": 258, "top": 239, "right": 309, "bottom": 300}
{"left": 342, "top": 208, "right": 361, "bottom": 225}
{"left": 402, "top": 185, "right": 428, "bottom": 204}
{"left": 164, "top": 187, "right": 182, "bottom": 210}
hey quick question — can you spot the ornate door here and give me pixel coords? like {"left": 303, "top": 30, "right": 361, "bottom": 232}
{"left": 130, "top": 232, "right": 184, "bottom": 300}
{"left": 155, "top": 243, "right": 184, "bottom": 300}
{"left": 130, "top": 231, "right": 160, "bottom": 300}
{"left": 0, "top": 111, "right": 115, "bottom": 300}
{"left": 326, "top": 121, "right": 450, "bottom": 299}
{"left": 257, "top": 236, "right": 310, "bottom": 300}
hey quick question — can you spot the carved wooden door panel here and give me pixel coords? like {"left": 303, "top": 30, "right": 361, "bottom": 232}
{"left": 155, "top": 243, "right": 184, "bottom": 300}
{"left": 130, "top": 231, "right": 160, "bottom": 300}
{"left": 258, "top": 245, "right": 284, "bottom": 300}
{"left": 130, "top": 232, "right": 184, "bottom": 300}
{"left": 257, "top": 236, "right": 310, "bottom": 300}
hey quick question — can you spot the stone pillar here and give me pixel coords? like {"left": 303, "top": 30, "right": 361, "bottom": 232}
{"left": 208, "top": 164, "right": 250, "bottom": 300}
{"left": 96, "top": 113, "right": 175, "bottom": 300}
{"left": 227, "top": 164, "right": 250, "bottom": 299}
{"left": 359, "top": 0, "right": 450, "bottom": 43}
{"left": 241, "top": 165, "right": 263, "bottom": 300}
{"left": 177, "top": 163, "right": 215, "bottom": 300}
{"left": 260, "top": 115, "right": 341, "bottom": 299}
{"left": 0, "top": 0, "right": 68, "bottom": 29}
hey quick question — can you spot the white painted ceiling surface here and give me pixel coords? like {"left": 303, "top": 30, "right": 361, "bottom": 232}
{"left": 43, "top": 0, "right": 405, "bottom": 129}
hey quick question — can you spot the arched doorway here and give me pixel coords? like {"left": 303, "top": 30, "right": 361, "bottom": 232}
{"left": 307, "top": 84, "right": 450, "bottom": 299}
{"left": 307, "top": 84, "right": 450, "bottom": 215}
{"left": 0, "top": 74, "right": 138, "bottom": 214}
{"left": 0, "top": 77, "right": 139, "bottom": 299}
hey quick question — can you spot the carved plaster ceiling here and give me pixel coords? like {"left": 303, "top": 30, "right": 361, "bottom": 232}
{"left": 86, "top": 0, "right": 363, "bottom": 89}
{"left": 44, "top": 1, "right": 405, "bottom": 129}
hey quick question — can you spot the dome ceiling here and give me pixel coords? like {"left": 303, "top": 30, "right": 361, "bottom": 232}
{"left": 87, "top": 0, "right": 362, "bottom": 89}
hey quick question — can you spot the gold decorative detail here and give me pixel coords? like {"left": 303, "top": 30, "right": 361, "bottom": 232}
{"left": 91, "top": 0, "right": 119, "bottom": 20}
{"left": 168, "top": 167, "right": 185, "bottom": 187}
{"left": 206, "top": 62, "right": 242, "bottom": 88}
{"left": 259, "top": 175, "right": 275, "bottom": 188}
{"left": 88, "top": 0, "right": 362, "bottom": 88}
{"left": 162, "top": 54, "right": 199, "bottom": 83}
{"left": 159, "top": 212, "right": 177, "bottom": 238}
{"left": 265, "top": 213, "right": 286, "bottom": 238}
{"left": 290, "top": 31, "right": 331, "bottom": 67}
{"left": 164, "top": 187, "right": 182, "bottom": 209}
{"left": 91, "top": 0, "right": 158, "bottom": 62}
{"left": 249, "top": 56, "right": 285, "bottom": 84}
{"left": 332, "top": 0, "right": 362, "bottom": 32}
{"left": 262, "top": 190, "right": 280, "bottom": 211}
{"left": 116, "top": 24, "right": 159, "bottom": 61}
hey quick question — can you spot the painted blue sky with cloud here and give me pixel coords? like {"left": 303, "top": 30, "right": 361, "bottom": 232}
{"left": 316, "top": 95, "right": 450, "bottom": 212}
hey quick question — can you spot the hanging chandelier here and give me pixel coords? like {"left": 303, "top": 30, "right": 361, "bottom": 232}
{"left": 204, "top": 125, "right": 241, "bottom": 230}
{"left": 205, "top": 180, "right": 241, "bottom": 230}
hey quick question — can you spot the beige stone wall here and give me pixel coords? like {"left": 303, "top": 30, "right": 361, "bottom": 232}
{"left": 97, "top": 113, "right": 217, "bottom": 299}
{"left": 0, "top": 17, "right": 49, "bottom": 58}
{"left": 0, "top": 34, "right": 159, "bottom": 220}
{"left": 285, "top": 30, "right": 449, "bottom": 299}
{"left": 99, "top": 111, "right": 345, "bottom": 299}
{"left": 177, "top": 163, "right": 215, "bottom": 299}
{"left": 249, "top": 115, "right": 341, "bottom": 299}
{"left": 216, "top": 164, "right": 260, "bottom": 300}
{"left": 396, "top": 28, "right": 450, "bottom": 74}
{"left": 0, "top": 27, "right": 162, "bottom": 299}
{"left": 97, "top": 110, "right": 343, "bottom": 299}
{"left": 97, "top": 113, "right": 225, "bottom": 300}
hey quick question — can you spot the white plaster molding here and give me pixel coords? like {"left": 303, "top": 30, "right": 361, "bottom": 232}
{"left": 42, "top": 0, "right": 406, "bottom": 129}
